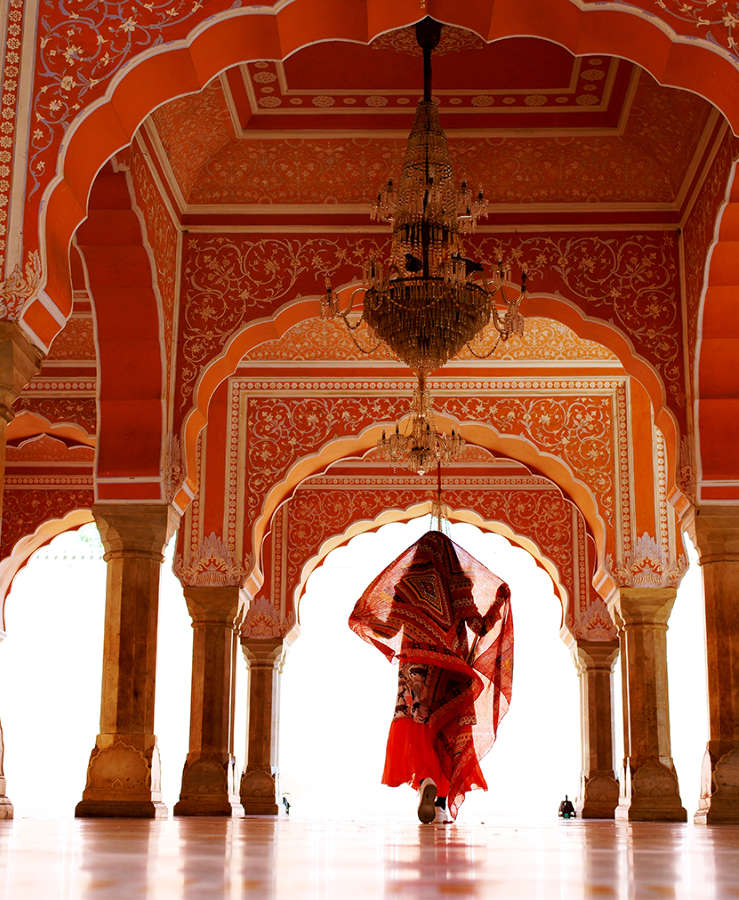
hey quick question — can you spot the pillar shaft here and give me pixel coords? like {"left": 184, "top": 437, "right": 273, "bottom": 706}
{"left": 174, "top": 585, "right": 244, "bottom": 816}
{"left": 573, "top": 639, "right": 619, "bottom": 818}
{"left": 76, "top": 503, "right": 177, "bottom": 818}
{"left": 0, "top": 708, "right": 10, "bottom": 820}
{"left": 0, "top": 322, "right": 42, "bottom": 820}
{"left": 608, "top": 587, "right": 686, "bottom": 821}
{"left": 240, "top": 638, "right": 283, "bottom": 815}
{"left": 692, "top": 506, "right": 739, "bottom": 824}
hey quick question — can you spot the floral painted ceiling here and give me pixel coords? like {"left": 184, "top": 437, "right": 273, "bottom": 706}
{"left": 146, "top": 26, "right": 714, "bottom": 218}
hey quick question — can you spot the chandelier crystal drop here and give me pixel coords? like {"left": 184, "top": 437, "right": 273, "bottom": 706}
{"left": 320, "top": 17, "right": 526, "bottom": 375}
{"left": 377, "top": 374, "right": 464, "bottom": 476}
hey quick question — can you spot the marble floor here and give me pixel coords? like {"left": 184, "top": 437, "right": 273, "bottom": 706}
{"left": 1, "top": 816, "right": 738, "bottom": 899}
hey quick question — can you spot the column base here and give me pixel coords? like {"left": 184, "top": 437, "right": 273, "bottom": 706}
{"left": 694, "top": 746, "right": 739, "bottom": 825}
{"left": 75, "top": 799, "right": 168, "bottom": 818}
{"left": 577, "top": 772, "right": 619, "bottom": 819}
{"left": 615, "top": 759, "right": 687, "bottom": 822}
{"left": 76, "top": 734, "right": 166, "bottom": 819}
{"left": 174, "top": 754, "right": 244, "bottom": 817}
{"left": 173, "top": 798, "right": 244, "bottom": 817}
{"left": 0, "top": 778, "right": 13, "bottom": 819}
{"left": 240, "top": 767, "right": 279, "bottom": 816}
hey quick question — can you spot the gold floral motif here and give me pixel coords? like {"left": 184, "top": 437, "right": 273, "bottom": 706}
{"left": 0, "top": 251, "right": 42, "bottom": 320}
{"left": 282, "top": 479, "right": 615, "bottom": 640}
{"left": 370, "top": 24, "right": 484, "bottom": 56}
{"left": 0, "top": 486, "right": 94, "bottom": 558}
{"left": 245, "top": 316, "right": 616, "bottom": 363}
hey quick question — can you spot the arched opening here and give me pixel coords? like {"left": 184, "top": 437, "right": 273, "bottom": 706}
{"left": 280, "top": 517, "right": 580, "bottom": 821}
{"left": 0, "top": 524, "right": 194, "bottom": 817}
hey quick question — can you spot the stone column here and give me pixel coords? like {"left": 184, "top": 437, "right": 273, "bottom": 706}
{"left": 608, "top": 587, "right": 687, "bottom": 821}
{"left": 76, "top": 503, "right": 177, "bottom": 818}
{"left": 240, "top": 638, "right": 284, "bottom": 815}
{"left": 0, "top": 705, "right": 10, "bottom": 819}
{"left": 572, "top": 639, "right": 620, "bottom": 818}
{"left": 0, "top": 322, "right": 43, "bottom": 820}
{"left": 692, "top": 506, "right": 739, "bottom": 824}
{"left": 174, "top": 585, "right": 245, "bottom": 816}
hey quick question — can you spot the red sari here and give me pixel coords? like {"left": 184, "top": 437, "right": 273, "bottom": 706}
{"left": 349, "top": 530, "right": 514, "bottom": 820}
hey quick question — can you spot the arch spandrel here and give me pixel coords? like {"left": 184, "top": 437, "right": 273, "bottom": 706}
{"left": 10, "top": 0, "right": 739, "bottom": 353}
{"left": 222, "top": 380, "right": 618, "bottom": 564}
{"left": 173, "top": 249, "right": 682, "bottom": 520}
{"left": 0, "top": 505, "right": 94, "bottom": 633}
{"left": 242, "top": 479, "right": 617, "bottom": 646}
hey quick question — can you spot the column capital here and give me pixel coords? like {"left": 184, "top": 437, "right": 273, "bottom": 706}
{"left": 0, "top": 321, "right": 42, "bottom": 420}
{"left": 691, "top": 505, "right": 739, "bottom": 564}
{"left": 183, "top": 585, "right": 244, "bottom": 626}
{"left": 572, "top": 638, "right": 619, "bottom": 673}
{"left": 93, "top": 503, "right": 179, "bottom": 559}
{"left": 607, "top": 586, "right": 677, "bottom": 628}
{"left": 241, "top": 637, "right": 284, "bottom": 668}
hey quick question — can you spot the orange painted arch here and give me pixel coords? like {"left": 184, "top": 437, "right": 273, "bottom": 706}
{"left": 175, "top": 287, "right": 679, "bottom": 524}
{"left": 20, "top": 0, "right": 739, "bottom": 354}
{"left": 696, "top": 160, "right": 739, "bottom": 500}
{"left": 242, "top": 414, "right": 610, "bottom": 598}
{"left": 0, "top": 508, "right": 95, "bottom": 634}
{"left": 290, "top": 502, "right": 574, "bottom": 643}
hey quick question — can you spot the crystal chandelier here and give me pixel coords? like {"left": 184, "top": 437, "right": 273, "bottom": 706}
{"left": 321, "top": 17, "right": 526, "bottom": 374}
{"left": 378, "top": 374, "right": 464, "bottom": 476}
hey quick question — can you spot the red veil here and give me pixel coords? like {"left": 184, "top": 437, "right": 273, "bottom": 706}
{"left": 349, "top": 530, "right": 514, "bottom": 819}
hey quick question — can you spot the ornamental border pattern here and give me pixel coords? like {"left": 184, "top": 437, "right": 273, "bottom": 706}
{"left": 277, "top": 480, "right": 607, "bottom": 638}
{"left": 655, "top": 425, "right": 670, "bottom": 556}
{"left": 215, "top": 376, "right": 631, "bottom": 567}
{"left": 22, "top": 379, "right": 96, "bottom": 393}
{"left": 0, "top": 0, "right": 24, "bottom": 279}
{"left": 615, "top": 380, "right": 631, "bottom": 556}
{"left": 4, "top": 474, "right": 93, "bottom": 487}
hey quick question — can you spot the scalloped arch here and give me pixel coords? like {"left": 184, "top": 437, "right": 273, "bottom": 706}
{"left": 176, "top": 288, "right": 672, "bottom": 536}
{"left": 20, "top": 0, "right": 739, "bottom": 352}
{"left": 293, "top": 501, "right": 570, "bottom": 623}
{"left": 242, "top": 413, "right": 609, "bottom": 601}
{"left": 0, "top": 509, "right": 94, "bottom": 633}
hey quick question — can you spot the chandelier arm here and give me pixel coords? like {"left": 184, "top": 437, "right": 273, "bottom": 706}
{"left": 464, "top": 335, "right": 503, "bottom": 359}
{"left": 337, "top": 310, "right": 365, "bottom": 331}
{"left": 341, "top": 320, "right": 384, "bottom": 356}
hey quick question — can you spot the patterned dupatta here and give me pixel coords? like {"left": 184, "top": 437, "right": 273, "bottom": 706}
{"left": 349, "top": 530, "right": 514, "bottom": 818}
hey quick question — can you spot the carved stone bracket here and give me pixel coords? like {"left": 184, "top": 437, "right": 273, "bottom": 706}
{"left": 163, "top": 434, "right": 184, "bottom": 505}
{"left": 174, "top": 532, "right": 248, "bottom": 588}
{"left": 241, "top": 594, "right": 283, "bottom": 640}
{"left": 0, "top": 251, "right": 42, "bottom": 321}
{"left": 606, "top": 532, "right": 687, "bottom": 590}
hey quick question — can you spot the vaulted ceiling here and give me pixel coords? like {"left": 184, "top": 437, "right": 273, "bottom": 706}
{"left": 142, "top": 25, "right": 717, "bottom": 226}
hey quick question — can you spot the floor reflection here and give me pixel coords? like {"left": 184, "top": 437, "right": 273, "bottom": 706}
{"left": 0, "top": 817, "right": 737, "bottom": 898}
